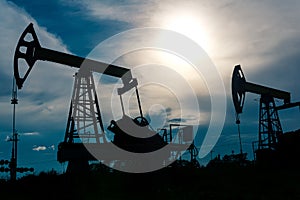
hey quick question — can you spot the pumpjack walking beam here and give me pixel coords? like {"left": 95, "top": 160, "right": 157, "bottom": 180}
{"left": 14, "top": 23, "right": 137, "bottom": 92}
{"left": 232, "top": 65, "right": 290, "bottom": 115}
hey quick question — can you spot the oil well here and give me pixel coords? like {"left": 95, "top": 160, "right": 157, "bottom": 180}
{"left": 8, "top": 23, "right": 200, "bottom": 176}
{"left": 231, "top": 64, "right": 300, "bottom": 168}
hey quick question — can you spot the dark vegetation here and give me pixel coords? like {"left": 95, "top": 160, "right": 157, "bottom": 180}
{"left": 1, "top": 160, "right": 300, "bottom": 200}
{"left": 2, "top": 130, "right": 300, "bottom": 199}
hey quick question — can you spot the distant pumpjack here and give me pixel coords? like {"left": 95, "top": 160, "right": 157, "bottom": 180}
{"left": 231, "top": 65, "right": 300, "bottom": 165}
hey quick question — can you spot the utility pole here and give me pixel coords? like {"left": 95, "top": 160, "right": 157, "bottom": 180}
{"left": 10, "top": 78, "right": 18, "bottom": 181}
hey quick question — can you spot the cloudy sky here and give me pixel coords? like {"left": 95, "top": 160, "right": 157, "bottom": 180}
{"left": 1, "top": 0, "right": 300, "bottom": 175}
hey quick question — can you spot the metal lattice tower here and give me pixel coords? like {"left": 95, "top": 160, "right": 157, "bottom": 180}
{"left": 258, "top": 95, "right": 283, "bottom": 150}
{"left": 61, "top": 70, "right": 107, "bottom": 173}
{"left": 10, "top": 79, "right": 19, "bottom": 181}
{"left": 65, "top": 70, "right": 106, "bottom": 145}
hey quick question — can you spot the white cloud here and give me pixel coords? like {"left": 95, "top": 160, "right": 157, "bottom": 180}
{"left": 62, "top": 0, "right": 300, "bottom": 93}
{"left": 22, "top": 132, "right": 40, "bottom": 136}
{"left": 32, "top": 146, "right": 47, "bottom": 151}
{"left": 5, "top": 136, "right": 10, "bottom": 142}
{"left": 0, "top": 1, "right": 69, "bottom": 73}
{"left": 32, "top": 144, "right": 55, "bottom": 151}
{"left": 49, "top": 145, "right": 55, "bottom": 151}
{"left": 61, "top": 0, "right": 157, "bottom": 25}
{"left": 0, "top": 0, "right": 77, "bottom": 132}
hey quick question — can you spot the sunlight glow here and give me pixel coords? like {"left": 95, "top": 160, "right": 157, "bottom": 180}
{"left": 163, "top": 13, "right": 210, "bottom": 51}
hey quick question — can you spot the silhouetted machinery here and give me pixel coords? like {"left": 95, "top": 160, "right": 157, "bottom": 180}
{"left": 232, "top": 65, "right": 300, "bottom": 167}
{"left": 14, "top": 23, "right": 199, "bottom": 172}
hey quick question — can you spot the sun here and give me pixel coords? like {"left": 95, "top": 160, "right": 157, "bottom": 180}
{"left": 163, "top": 13, "right": 210, "bottom": 51}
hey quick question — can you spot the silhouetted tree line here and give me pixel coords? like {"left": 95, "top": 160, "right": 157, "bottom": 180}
{"left": 1, "top": 159, "right": 300, "bottom": 200}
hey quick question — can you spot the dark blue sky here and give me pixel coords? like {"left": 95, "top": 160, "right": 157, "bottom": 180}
{"left": 1, "top": 0, "right": 300, "bottom": 177}
{"left": 10, "top": 0, "right": 132, "bottom": 56}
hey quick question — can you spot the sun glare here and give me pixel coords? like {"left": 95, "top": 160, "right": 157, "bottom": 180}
{"left": 163, "top": 14, "right": 209, "bottom": 51}
{"left": 152, "top": 12, "right": 212, "bottom": 82}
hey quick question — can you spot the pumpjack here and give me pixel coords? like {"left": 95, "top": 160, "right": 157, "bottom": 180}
{"left": 232, "top": 65, "right": 300, "bottom": 167}
{"left": 13, "top": 23, "right": 199, "bottom": 172}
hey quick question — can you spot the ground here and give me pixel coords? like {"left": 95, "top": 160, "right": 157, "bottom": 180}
{"left": 1, "top": 164, "right": 300, "bottom": 200}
